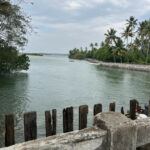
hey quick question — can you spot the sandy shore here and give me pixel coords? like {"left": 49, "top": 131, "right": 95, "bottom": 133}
{"left": 86, "top": 59, "right": 150, "bottom": 72}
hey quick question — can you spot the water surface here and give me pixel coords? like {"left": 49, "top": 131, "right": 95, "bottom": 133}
{"left": 0, "top": 55, "right": 150, "bottom": 147}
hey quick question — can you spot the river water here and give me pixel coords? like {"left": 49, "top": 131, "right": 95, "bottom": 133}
{"left": 0, "top": 55, "right": 150, "bottom": 147}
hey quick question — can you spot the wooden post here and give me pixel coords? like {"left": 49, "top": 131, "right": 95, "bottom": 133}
{"left": 68, "top": 107, "right": 73, "bottom": 132}
{"left": 79, "top": 105, "right": 88, "bottom": 130}
{"left": 94, "top": 104, "right": 102, "bottom": 115}
{"left": 5, "top": 114, "right": 15, "bottom": 147}
{"left": 130, "top": 99, "right": 137, "bottom": 120}
{"left": 24, "top": 112, "right": 37, "bottom": 141}
{"left": 52, "top": 109, "right": 56, "bottom": 135}
{"left": 45, "top": 111, "right": 52, "bottom": 137}
{"left": 63, "top": 107, "right": 73, "bottom": 133}
{"left": 121, "top": 107, "right": 124, "bottom": 114}
{"left": 109, "top": 102, "right": 116, "bottom": 112}
{"left": 63, "top": 109, "right": 67, "bottom": 133}
{"left": 148, "top": 100, "right": 150, "bottom": 117}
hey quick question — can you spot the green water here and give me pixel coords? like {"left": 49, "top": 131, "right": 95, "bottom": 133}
{"left": 0, "top": 55, "right": 150, "bottom": 147}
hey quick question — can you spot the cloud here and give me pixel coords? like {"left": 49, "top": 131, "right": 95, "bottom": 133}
{"left": 64, "top": 1, "right": 83, "bottom": 10}
{"left": 23, "top": 0, "right": 150, "bottom": 53}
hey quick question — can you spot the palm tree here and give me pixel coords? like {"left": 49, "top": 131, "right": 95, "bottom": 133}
{"left": 112, "top": 38, "right": 126, "bottom": 63}
{"left": 138, "top": 21, "right": 147, "bottom": 52}
{"left": 95, "top": 42, "right": 98, "bottom": 47}
{"left": 126, "top": 16, "right": 138, "bottom": 44}
{"left": 90, "top": 43, "right": 94, "bottom": 50}
{"left": 143, "top": 20, "right": 150, "bottom": 63}
{"left": 122, "top": 26, "right": 132, "bottom": 48}
{"left": 138, "top": 20, "right": 150, "bottom": 63}
{"left": 100, "top": 41, "right": 105, "bottom": 47}
{"left": 105, "top": 28, "right": 117, "bottom": 46}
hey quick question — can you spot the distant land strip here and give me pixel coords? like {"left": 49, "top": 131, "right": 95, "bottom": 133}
{"left": 24, "top": 53, "right": 68, "bottom": 56}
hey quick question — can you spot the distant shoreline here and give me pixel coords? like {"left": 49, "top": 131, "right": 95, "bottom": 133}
{"left": 25, "top": 53, "right": 68, "bottom": 56}
{"left": 86, "top": 59, "right": 150, "bottom": 72}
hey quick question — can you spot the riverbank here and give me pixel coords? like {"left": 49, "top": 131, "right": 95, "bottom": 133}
{"left": 86, "top": 59, "right": 150, "bottom": 72}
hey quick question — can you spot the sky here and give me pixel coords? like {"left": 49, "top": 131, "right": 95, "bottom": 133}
{"left": 20, "top": 0, "right": 150, "bottom": 54}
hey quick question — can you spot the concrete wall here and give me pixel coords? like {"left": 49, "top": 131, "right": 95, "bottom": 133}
{"left": 1, "top": 128, "right": 107, "bottom": 150}
{"left": 1, "top": 112, "right": 150, "bottom": 150}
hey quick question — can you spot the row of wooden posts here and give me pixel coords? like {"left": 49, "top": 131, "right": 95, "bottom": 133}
{"left": 5, "top": 99, "right": 139, "bottom": 147}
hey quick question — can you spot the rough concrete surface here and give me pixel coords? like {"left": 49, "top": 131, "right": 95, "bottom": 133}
{"left": 1, "top": 128, "right": 107, "bottom": 150}
{"left": 94, "top": 112, "right": 137, "bottom": 150}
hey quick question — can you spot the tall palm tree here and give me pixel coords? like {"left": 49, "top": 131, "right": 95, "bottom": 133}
{"left": 143, "top": 20, "right": 150, "bottom": 63}
{"left": 90, "top": 43, "right": 94, "bottom": 50}
{"left": 95, "top": 42, "right": 98, "bottom": 48}
{"left": 126, "top": 16, "right": 138, "bottom": 44}
{"left": 105, "top": 28, "right": 117, "bottom": 46}
{"left": 115, "top": 38, "right": 126, "bottom": 63}
{"left": 100, "top": 41, "right": 105, "bottom": 47}
{"left": 138, "top": 20, "right": 150, "bottom": 63}
{"left": 122, "top": 26, "right": 132, "bottom": 48}
{"left": 138, "top": 21, "right": 147, "bottom": 52}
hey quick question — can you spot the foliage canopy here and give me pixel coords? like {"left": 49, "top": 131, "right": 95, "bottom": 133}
{"left": 0, "top": 0, "right": 30, "bottom": 74}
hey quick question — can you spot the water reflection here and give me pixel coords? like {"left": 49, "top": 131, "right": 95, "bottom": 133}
{"left": 0, "top": 73, "right": 29, "bottom": 147}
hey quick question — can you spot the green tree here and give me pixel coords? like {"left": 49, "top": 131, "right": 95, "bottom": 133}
{"left": 122, "top": 26, "right": 131, "bottom": 48}
{"left": 90, "top": 43, "right": 94, "bottom": 50}
{"left": 126, "top": 16, "right": 138, "bottom": 44}
{"left": 105, "top": 28, "right": 117, "bottom": 46}
{"left": 0, "top": 0, "right": 31, "bottom": 74}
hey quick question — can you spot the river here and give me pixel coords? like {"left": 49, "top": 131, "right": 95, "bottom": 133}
{"left": 0, "top": 55, "right": 150, "bottom": 147}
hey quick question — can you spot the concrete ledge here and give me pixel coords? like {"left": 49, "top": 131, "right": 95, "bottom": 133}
{"left": 136, "top": 118, "right": 150, "bottom": 147}
{"left": 1, "top": 128, "right": 107, "bottom": 150}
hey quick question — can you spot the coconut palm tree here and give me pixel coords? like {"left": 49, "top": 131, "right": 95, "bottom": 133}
{"left": 90, "top": 43, "right": 94, "bottom": 50}
{"left": 122, "top": 26, "right": 132, "bottom": 48}
{"left": 126, "top": 16, "right": 138, "bottom": 44}
{"left": 138, "top": 21, "right": 147, "bottom": 53}
{"left": 95, "top": 42, "right": 98, "bottom": 47}
{"left": 105, "top": 28, "right": 117, "bottom": 46}
{"left": 143, "top": 20, "right": 150, "bottom": 63}
{"left": 137, "top": 20, "right": 150, "bottom": 63}
{"left": 111, "top": 38, "right": 126, "bottom": 63}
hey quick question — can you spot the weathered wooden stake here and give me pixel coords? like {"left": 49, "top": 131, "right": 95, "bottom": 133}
{"left": 79, "top": 105, "right": 88, "bottom": 130}
{"left": 121, "top": 107, "right": 124, "bottom": 115}
{"left": 52, "top": 109, "right": 57, "bottom": 135}
{"left": 94, "top": 104, "right": 102, "bottom": 115}
{"left": 24, "top": 112, "right": 37, "bottom": 141}
{"left": 109, "top": 102, "right": 116, "bottom": 112}
{"left": 45, "top": 111, "right": 52, "bottom": 137}
{"left": 121, "top": 107, "right": 124, "bottom": 114}
{"left": 5, "top": 114, "right": 15, "bottom": 147}
{"left": 130, "top": 99, "right": 137, "bottom": 120}
{"left": 63, "top": 107, "right": 73, "bottom": 133}
{"left": 148, "top": 100, "right": 150, "bottom": 117}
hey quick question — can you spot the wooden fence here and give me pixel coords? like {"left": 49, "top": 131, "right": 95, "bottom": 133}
{"left": 4, "top": 99, "right": 148, "bottom": 147}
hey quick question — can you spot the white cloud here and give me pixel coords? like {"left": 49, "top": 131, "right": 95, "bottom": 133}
{"left": 64, "top": 1, "right": 82, "bottom": 10}
{"left": 24, "top": 0, "right": 150, "bottom": 53}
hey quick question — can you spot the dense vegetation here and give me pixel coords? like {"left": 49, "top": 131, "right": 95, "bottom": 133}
{"left": 0, "top": 0, "right": 30, "bottom": 74}
{"left": 69, "top": 17, "right": 150, "bottom": 64}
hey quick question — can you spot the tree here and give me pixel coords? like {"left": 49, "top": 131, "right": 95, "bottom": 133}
{"left": 68, "top": 17, "right": 150, "bottom": 64}
{"left": 126, "top": 16, "right": 138, "bottom": 44}
{"left": 105, "top": 28, "right": 117, "bottom": 46}
{"left": 90, "top": 43, "right": 94, "bottom": 50}
{"left": 0, "top": 0, "right": 31, "bottom": 74}
{"left": 122, "top": 26, "right": 131, "bottom": 48}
